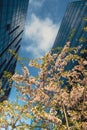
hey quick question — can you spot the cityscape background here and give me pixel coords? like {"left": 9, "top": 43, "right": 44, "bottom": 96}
{"left": 9, "top": 0, "right": 78, "bottom": 100}
{"left": 0, "top": 0, "right": 86, "bottom": 129}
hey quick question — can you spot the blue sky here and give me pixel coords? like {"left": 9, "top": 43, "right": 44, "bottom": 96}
{"left": 9, "top": 0, "right": 74, "bottom": 100}
{"left": 21, "top": 0, "right": 74, "bottom": 58}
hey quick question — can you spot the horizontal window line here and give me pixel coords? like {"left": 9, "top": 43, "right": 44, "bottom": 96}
{"left": 9, "top": 25, "right": 20, "bottom": 35}
{"left": 0, "top": 59, "right": 6, "bottom": 69}
{"left": 0, "top": 30, "right": 23, "bottom": 57}
{"left": 0, "top": 45, "right": 20, "bottom": 78}
{"left": 15, "top": 38, "right": 22, "bottom": 47}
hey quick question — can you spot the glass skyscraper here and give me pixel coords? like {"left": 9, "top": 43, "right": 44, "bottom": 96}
{"left": 0, "top": 0, "right": 29, "bottom": 101}
{"left": 53, "top": 0, "right": 87, "bottom": 58}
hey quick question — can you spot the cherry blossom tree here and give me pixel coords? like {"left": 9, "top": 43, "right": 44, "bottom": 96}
{"left": 0, "top": 42, "right": 87, "bottom": 130}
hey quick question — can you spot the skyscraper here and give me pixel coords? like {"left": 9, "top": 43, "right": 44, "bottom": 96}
{"left": 53, "top": 0, "right": 87, "bottom": 58}
{"left": 0, "top": 0, "right": 29, "bottom": 101}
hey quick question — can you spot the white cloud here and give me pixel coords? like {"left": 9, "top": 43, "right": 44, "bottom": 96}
{"left": 29, "top": 0, "right": 45, "bottom": 8}
{"left": 24, "top": 14, "right": 59, "bottom": 58}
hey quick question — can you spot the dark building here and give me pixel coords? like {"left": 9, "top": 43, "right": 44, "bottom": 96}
{"left": 53, "top": 0, "right": 87, "bottom": 58}
{"left": 0, "top": 0, "right": 29, "bottom": 101}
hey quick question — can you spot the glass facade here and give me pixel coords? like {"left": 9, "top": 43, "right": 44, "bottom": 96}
{"left": 0, "top": 0, "right": 29, "bottom": 101}
{"left": 53, "top": 0, "right": 87, "bottom": 58}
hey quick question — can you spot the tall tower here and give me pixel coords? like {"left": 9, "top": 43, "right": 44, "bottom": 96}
{"left": 53, "top": 0, "right": 87, "bottom": 56}
{"left": 0, "top": 0, "right": 29, "bottom": 101}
